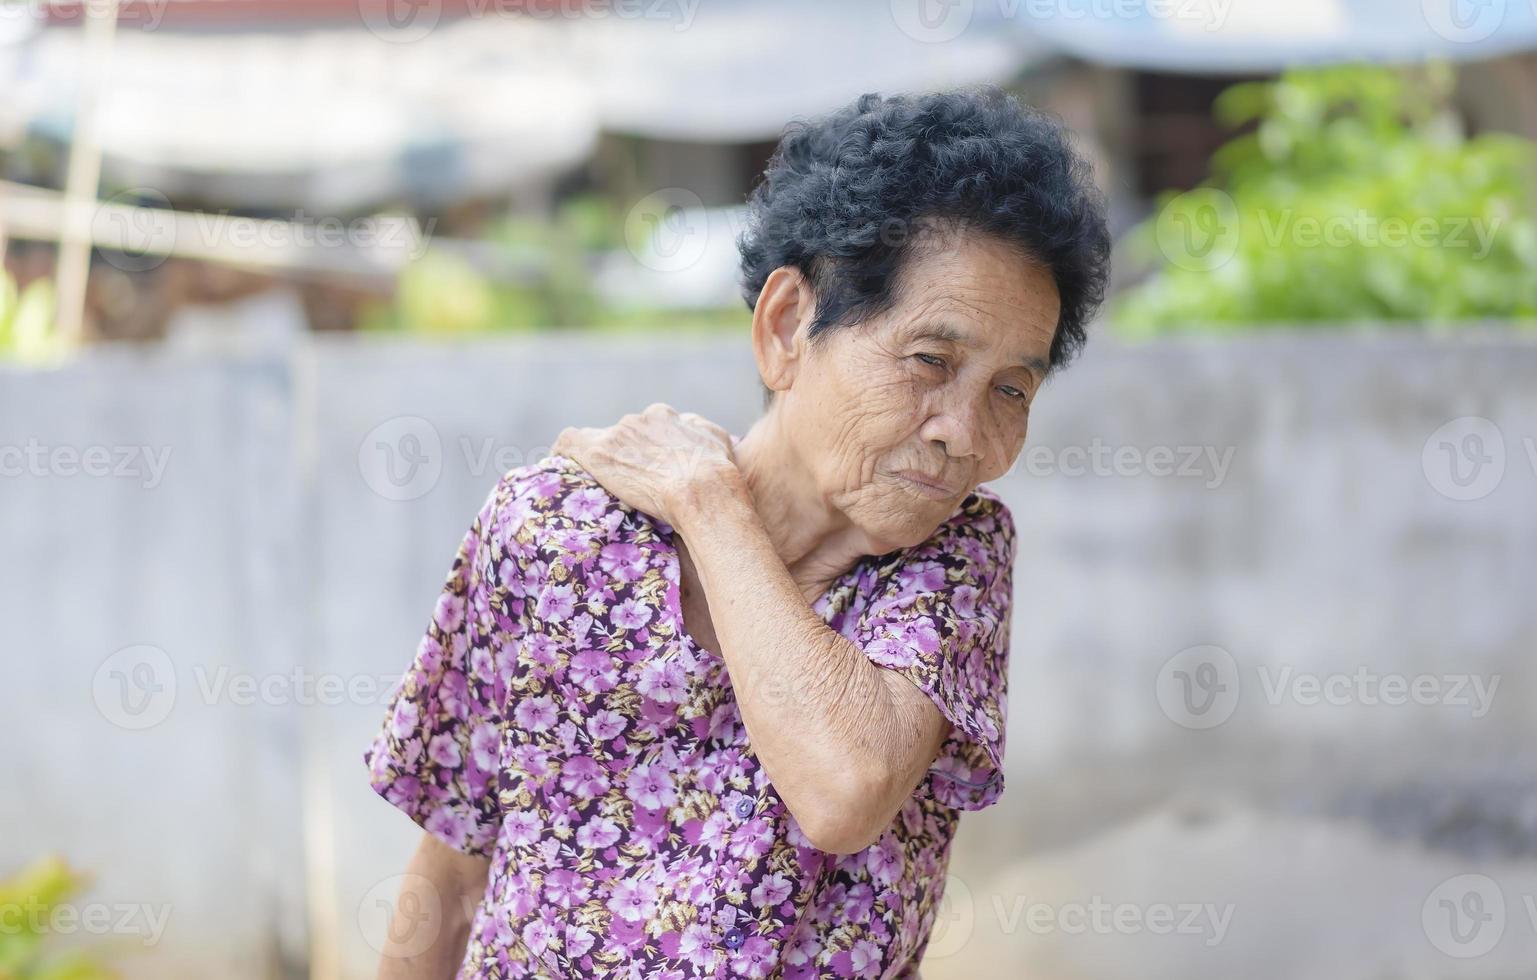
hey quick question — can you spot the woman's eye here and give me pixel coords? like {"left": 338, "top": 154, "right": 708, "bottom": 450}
{"left": 916, "top": 353, "right": 946, "bottom": 368}
{"left": 999, "top": 385, "right": 1029, "bottom": 403}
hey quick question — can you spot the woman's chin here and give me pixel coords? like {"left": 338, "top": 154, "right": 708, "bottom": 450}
{"left": 859, "top": 511, "right": 951, "bottom": 555}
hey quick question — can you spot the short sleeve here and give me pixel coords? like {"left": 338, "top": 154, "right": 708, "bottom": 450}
{"left": 851, "top": 492, "right": 1016, "bottom": 811}
{"left": 364, "top": 483, "right": 513, "bottom": 858}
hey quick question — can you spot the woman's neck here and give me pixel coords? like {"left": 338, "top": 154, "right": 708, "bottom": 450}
{"left": 731, "top": 413, "right": 873, "bottom": 601}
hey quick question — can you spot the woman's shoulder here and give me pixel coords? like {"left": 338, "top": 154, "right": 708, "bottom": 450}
{"left": 851, "top": 483, "right": 1015, "bottom": 611}
{"left": 477, "top": 454, "right": 653, "bottom": 555}
{"left": 924, "top": 483, "right": 1016, "bottom": 563}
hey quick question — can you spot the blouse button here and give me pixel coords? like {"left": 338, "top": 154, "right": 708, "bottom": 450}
{"left": 734, "top": 798, "right": 754, "bottom": 819}
{"left": 722, "top": 927, "right": 746, "bottom": 950}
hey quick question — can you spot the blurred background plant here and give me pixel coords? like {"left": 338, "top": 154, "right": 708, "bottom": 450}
{"left": 1114, "top": 62, "right": 1537, "bottom": 333}
{"left": 0, "top": 269, "right": 60, "bottom": 364}
{"left": 0, "top": 856, "right": 116, "bottom": 980}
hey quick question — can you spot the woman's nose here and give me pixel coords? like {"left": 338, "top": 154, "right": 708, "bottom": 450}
{"left": 921, "top": 406, "right": 981, "bottom": 461}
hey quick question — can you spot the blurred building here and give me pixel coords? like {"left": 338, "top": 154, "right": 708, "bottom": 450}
{"left": 1, "top": 0, "right": 1535, "bottom": 344}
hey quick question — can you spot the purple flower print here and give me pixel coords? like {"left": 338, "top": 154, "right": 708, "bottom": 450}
{"left": 388, "top": 699, "right": 419, "bottom": 741}
{"left": 512, "top": 694, "right": 557, "bottom": 732}
{"left": 434, "top": 589, "right": 465, "bottom": 632}
{"left": 558, "top": 755, "right": 610, "bottom": 799}
{"left": 575, "top": 815, "right": 621, "bottom": 851}
{"left": 364, "top": 455, "right": 1017, "bottom": 977}
{"left": 561, "top": 486, "right": 609, "bottom": 522}
{"left": 635, "top": 658, "right": 686, "bottom": 703}
{"left": 585, "top": 708, "right": 626, "bottom": 742}
{"left": 731, "top": 935, "right": 777, "bottom": 978}
{"left": 599, "top": 541, "right": 649, "bottom": 583}
{"left": 469, "top": 722, "right": 499, "bottom": 771}
{"left": 750, "top": 873, "right": 793, "bottom": 908}
{"left": 611, "top": 597, "right": 654, "bottom": 631}
{"left": 535, "top": 583, "right": 576, "bottom": 621}
{"left": 606, "top": 877, "right": 660, "bottom": 923}
{"left": 624, "top": 761, "right": 676, "bottom": 810}
{"left": 426, "top": 732, "right": 462, "bottom": 768}
{"left": 571, "top": 649, "right": 619, "bottom": 693}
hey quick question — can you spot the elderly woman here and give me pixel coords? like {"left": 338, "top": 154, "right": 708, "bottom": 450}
{"left": 366, "top": 86, "right": 1109, "bottom": 979}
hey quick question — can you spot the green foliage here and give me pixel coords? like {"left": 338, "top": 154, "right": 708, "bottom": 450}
{"left": 0, "top": 271, "right": 62, "bottom": 363}
{"left": 390, "top": 250, "right": 503, "bottom": 335}
{"left": 0, "top": 857, "right": 117, "bottom": 980}
{"left": 1114, "top": 63, "right": 1537, "bottom": 333}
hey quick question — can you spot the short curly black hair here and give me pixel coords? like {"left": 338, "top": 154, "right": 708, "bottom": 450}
{"left": 737, "top": 85, "right": 1110, "bottom": 372}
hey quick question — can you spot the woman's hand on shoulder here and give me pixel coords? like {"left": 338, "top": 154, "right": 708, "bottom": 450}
{"left": 551, "top": 403, "right": 740, "bottom": 527}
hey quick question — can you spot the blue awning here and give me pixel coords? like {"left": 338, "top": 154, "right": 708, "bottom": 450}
{"left": 1003, "top": 0, "right": 1537, "bottom": 74}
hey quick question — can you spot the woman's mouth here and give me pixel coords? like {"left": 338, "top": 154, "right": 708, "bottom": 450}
{"left": 894, "top": 469, "right": 959, "bottom": 500}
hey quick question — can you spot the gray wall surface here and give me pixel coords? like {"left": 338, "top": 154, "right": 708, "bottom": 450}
{"left": 2, "top": 331, "right": 1534, "bottom": 979}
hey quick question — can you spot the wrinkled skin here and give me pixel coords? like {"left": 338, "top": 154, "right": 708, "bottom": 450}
{"left": 758, "top": 232, "right": 1061, "bottom": 555}
{"left": 555, "top": 231, "right": 1062, "bottom": 566}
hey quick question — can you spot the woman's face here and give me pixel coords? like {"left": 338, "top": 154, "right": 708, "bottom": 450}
{"left": 775, "top": 235, "right": 1061, "bottom": 553}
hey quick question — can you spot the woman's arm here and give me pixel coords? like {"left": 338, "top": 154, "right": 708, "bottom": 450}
{"left": 671, "top": 466, "right": 951, "bottom": 854}
{"left": 375, "top": 832, "right": 491, "bottom": 980}
{"left": 552, "top": 405, "right": 951, "bottom": 854}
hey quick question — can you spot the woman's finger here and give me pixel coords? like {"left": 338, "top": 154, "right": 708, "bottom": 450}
{"left": 552, "top": 426, "right": 592, "bottom": 456}
{"left": 679, "top": 411, "right": 731, "bottom": 443}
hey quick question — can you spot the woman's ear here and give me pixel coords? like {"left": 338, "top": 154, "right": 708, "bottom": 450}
{"left": 751, "top": 266, "right": 815, "bottom": 395}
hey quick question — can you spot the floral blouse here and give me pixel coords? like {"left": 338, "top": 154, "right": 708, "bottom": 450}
{"left": 365, "top": 453, "right": 1016, "bottom": 979}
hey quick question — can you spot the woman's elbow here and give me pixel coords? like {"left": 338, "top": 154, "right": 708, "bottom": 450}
{"left": 793, "top": 774, "right": 896, "bottom": 855}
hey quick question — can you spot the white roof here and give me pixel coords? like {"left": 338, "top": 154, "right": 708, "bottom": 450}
{"left": 2, "top": 0, "right": 1532, "bottom": 209}
{"left": 0, "top": 1, "right": 1044, "bottom": 209}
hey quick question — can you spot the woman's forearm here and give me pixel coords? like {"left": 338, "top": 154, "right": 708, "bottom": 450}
{"left": 375, "top": 833, "right": 490, "bottom": 980}
{"left": 672, "top": 470, "right": 947, "bottom": 854}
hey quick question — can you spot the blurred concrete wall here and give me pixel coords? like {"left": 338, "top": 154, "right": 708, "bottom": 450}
{"left": 2, "top": 332, "right": 1534, "bottom": 979}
